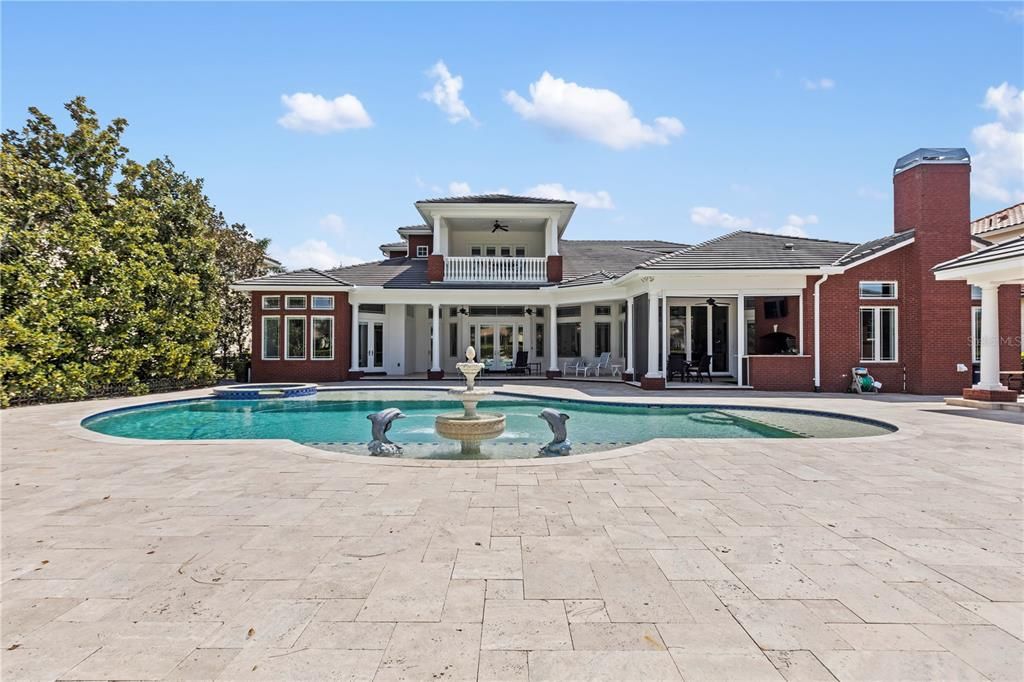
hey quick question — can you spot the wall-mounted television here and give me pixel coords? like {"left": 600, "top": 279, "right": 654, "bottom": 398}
{"left": 764, "top": 298, "right": 789, "bottom": 319}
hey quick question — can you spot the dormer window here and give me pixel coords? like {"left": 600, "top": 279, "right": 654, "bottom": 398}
{"left": 416, "top": 245, "right": 429, "bottom": 258}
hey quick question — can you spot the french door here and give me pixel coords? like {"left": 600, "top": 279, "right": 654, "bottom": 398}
{"left": 357, "top": 320, "right": 384, "bottom": 370}
{"left": 668, "top": 303, "right": 731, "bottom": 373}
{"left": 468, "top": 323, "right": 524, "bottom": 363}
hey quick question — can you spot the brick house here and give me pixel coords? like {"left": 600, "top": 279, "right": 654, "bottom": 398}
{"left": 233, "top": 148, "right": 1021, "bottom": 396}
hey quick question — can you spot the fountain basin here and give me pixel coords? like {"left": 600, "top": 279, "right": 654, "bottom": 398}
{"left": 435, "top": 412, "right": 506, "bottom": 441}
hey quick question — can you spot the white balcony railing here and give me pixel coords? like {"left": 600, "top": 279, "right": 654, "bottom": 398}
{"left": 444, "top": 256, "right": 548, "bottom": 283}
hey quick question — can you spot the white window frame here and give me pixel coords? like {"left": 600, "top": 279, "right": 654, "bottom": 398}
{"left": 859, "top": 281, "right": 898, "bottom": 300}
{"left": 311, "top": 315, "right": 334, "bottom": 361}
{"left": 971, "top": 305, "right": 982, "bottom": 363}
{"left": 470, "top": 245, "right": 483, "bottom": 256}
{"left": 499, "top": 246, "right": 512, "bottom": 257}
{"left": 285, "top": 295, "right": 306, "bottom": 310}
{"left": 311, "top": 295, "right": 334, "bottom": 310}
{"left": 285, "top": 315, "right": 306, "bottom": 360}
{"left": 859, "top": 306, "right": 898, "bottom": 362}
{"left": 514, "top": 245, "right": 527, "bottom": 257}
{"left": 415, "top": 245, "right": 429, "bottom": 258}
{"left": 484, "top": 245, "right": 497, "bottom": 257}
{"left": 261, "top": 316, "right": 281, "bottom": 360}
{"left": 261, "top": 295, "right": 281, "bottom": 310}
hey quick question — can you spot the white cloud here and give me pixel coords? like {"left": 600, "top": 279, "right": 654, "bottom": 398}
{"left": 272, "top": 239, "right": 365, "bottom": 270}
{"left": 801, "top": 77, "right": 836, "bottom": 91}
{"left": 524, "top": 183, "right": 614, "bottom": 209}
{"left": 421, "top": 60, "right": 475, "bottom": 124}
{"left": 319, "top": 213, "right": 346, "bottom": 235}
{"left": 448, "top": 181, "right": 472, "bottom": 195}
{"left": 971, "top": 82, "right": 1024, "bottom": 203}
{"left": 857, "top": 186, "right": 887, "bottom": 201}
{"left": 690, "top": 206, "right": 752, "bottom": 230}
{"left": 776, "top": 214, "right": 818, "bottom": 237}
{"left": 992, "top": 6, "right": 1024, "bottom": 23}
{"left": 277, "top": 92, "right": 373, "bottom": 133}
{"left": 504, "top": 72, "right": 684, "bottom": 150}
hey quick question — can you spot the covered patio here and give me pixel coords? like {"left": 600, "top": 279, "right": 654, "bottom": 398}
{"left": 933, "top": 237, "right": 1024, "bottom": 404}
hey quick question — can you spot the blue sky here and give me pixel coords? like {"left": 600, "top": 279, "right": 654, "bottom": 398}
{"left": 4, "top": 2, "right": 1023, "bottom": 268}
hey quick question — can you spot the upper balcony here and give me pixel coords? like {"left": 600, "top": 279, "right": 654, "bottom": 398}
{"left": 444, "top": 256, "right": 548, "bottom": 283}
{"left": 411, "top": 195, "right": 577, "bottom": 284}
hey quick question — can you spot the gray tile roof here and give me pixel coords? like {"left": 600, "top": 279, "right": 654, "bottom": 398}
{"left": 933, "top": 236, "right": 1024, "bottom": 273}
{"left": 416, "top": 193, "right": 574, "bottom": 205}
{"left": 832, "top": 229, "right": 915, "bottom": 267}
{"left": 325, "top": 258, "right": 429, "bottom": 288}
{"left": 640, "top": 231, "right": 856, "bottom": 270}
{"left": 234, "top": 268, "right": 352, "bottom": 287}
{"left": 559, "top": 240, "right": 688, "bottom": 280}
{"left": 559, "top": 271, "right": 617, "bottom": 288}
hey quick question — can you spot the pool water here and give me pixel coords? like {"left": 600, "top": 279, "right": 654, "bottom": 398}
{"left": 82, "top": 390, "right": 896, "bottom": 460}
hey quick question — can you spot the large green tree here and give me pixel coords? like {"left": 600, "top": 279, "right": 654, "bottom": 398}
{"left": 1, "top": 97, "right": 262, "bottom": 406}
{"left": 211, "top": 215, "right": 274, "bottom": 369}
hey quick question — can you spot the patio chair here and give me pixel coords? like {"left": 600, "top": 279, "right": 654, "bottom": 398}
{"left": 590, "top": 352, "right": 612, "bottom": 376}
{"left": 685, "top": 354, "right": 712, "bottom": 383}
{"left": 667, "top": 354, "right": 688, "bottom": 382}
{"left": 507, "top": 351, "right": 530, "bottom": 375}
{"left": 577, "top": 357, "right": 602, "bottom": 376}
{"left": 563, "top": 357, "right": 585, "bottom": 374}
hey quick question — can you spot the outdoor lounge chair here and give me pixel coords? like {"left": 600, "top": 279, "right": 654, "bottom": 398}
{"left": 685, "top": 354, "right": 712, "bottom": 383}
{"left": 507, "top": 351, "right": 530, "bottom": 375}
{"left": 590, "top": 352, "right": 612, "bottom": 376}
{"left": 578, "top": 357, "right": 601, "bottom": 376}
{"left": 563, "top": 357, "right": 585, "bottom": 374}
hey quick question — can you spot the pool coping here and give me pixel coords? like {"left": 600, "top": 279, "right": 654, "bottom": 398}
{"left": 64, "top": 384, "right": 920, "bottom": 468}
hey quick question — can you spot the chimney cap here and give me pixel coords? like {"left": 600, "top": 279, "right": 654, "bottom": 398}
{"left": 894, "top": 148, "right": 970, "bottom": 175}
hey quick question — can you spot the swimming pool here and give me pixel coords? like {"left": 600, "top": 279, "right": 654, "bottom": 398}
{"left": 82, "top": 389, "right": 896, "bottom": 460}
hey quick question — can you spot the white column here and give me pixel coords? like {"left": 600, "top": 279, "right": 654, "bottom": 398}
{"left": 661, "top": 293, "right": 669, "bottom": 377}
{"left": 975, "top": 284, "right": 1006, "bottom": 390}
{"left": 350, "top": 303, "right": 360, "bottom": 371}
{"left": 545, "top": 217, "right": 559, "bottom": 256}
{"left": 646, "top": 292, "right": 662, "bottom": 378}
{"left": 626, "top": 297, "right": 635, "bottom": 374}
{"left": 431, "top": 303, "right": 441, "bottom": 372}
{"left": 549, "top": 304, "right": 558, "bottom": 372}
{"left": 433, "top": 215, "right": 447, "bottom": 256}
{"left": 736, "top": 293, "right": 746, "bottom": 387}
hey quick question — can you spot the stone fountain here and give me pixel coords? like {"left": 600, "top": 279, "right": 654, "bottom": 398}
{"left": 435, "top": 346, "right": 506, "bottom": 455}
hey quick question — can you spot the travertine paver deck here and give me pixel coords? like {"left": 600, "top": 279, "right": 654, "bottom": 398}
{"left": 2, "top": 382, "right": 1023, "bottom": 681}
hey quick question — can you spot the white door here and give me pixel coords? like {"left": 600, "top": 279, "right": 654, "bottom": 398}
{"left": 357, "top": 320, "right": 385, "bottom": 370}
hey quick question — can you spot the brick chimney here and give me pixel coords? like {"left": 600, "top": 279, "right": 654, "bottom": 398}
{"left": 892, "top": 147, "right": 973, "bottom": 395}
{"left": 893, "top": 147, "right": 971, "bottom": 258}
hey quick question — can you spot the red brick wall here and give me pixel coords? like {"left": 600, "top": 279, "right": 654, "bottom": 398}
{"left": 250, "top": 291, "right": 351, "bottom": 383}
{"left": 999, "top": 286, "right": 1022, "bottom": 372}
{"left": 407, "top": 234, "right": 434, "bottom": 257}
{"left": 547, "top": 255, "right": 563, "bottom": 283}
{"left": 427, "top": 255, "right": 444, "bottom": 282}
{"left": 811, "top": 246, "right": 917, "bottom": 393}
{"left": 747, "top": 355, "right": 813, "bottom": 391}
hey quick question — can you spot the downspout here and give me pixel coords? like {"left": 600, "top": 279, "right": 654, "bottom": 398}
{"left": 813, "top": 273, "right": 830, "bottom": 391}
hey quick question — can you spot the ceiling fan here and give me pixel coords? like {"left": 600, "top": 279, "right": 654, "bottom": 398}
{"left": 491, "top": 220, "right": 509, "bottom": 233}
